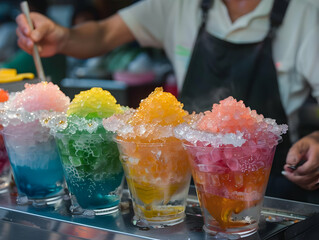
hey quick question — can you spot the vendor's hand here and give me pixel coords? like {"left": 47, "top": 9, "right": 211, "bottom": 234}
{"left": 283, "top": 131, "right": 319, "bottom": 191}
{"left": 16, "top": 12, "right": 68, "bottom": 57}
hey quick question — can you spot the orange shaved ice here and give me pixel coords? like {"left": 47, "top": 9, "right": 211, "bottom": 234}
{"left": 13, "top": 82, "right": 70, "bottom": 112}
{"left": 107, "top": 87, "right": 189, "bottom": 143}
{"left": 197, "top": 96, "right": 263, "bottom": 134}
{"left": 0, "top": 89, "right": 9, "bottom": 102}
{"left": 129, "top": 87, "right": 187, "bottom": 126}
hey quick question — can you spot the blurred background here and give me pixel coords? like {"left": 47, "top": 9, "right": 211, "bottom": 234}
{"left": 0, "top": 0, "right": 177, "bottom": 108}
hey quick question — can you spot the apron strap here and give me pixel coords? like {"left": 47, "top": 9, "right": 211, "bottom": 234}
{"left": 269, "top": 0, "right": 290, "bottom": 37}
{"left": 200, "top": 0, "right": 213, "bottom": 29}
{"left": 270, "top": 0, "right": 290, "bottom": 28}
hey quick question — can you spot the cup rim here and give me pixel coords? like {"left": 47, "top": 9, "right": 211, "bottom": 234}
{"left": 1, "top": 131, "right": 19, "bottom": 137}
{"left": 1, "top": 127, "right": 48, "bottom": 137}
{"left": 55, "top": 130, "right": 113, "bottom": 136}
{"left": 182, "top": 141, "right": 278, "bottom": 149}
{"left": 114, "top": 136, "right": 181, "bottom": 147}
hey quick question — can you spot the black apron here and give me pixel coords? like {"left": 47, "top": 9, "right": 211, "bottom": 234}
{"left": 179, "top": 0, "right": 319, "bottom": 202}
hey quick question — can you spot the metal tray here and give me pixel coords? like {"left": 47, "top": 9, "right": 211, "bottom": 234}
{"left": 0, "top": 185, "right": 319, "bottom": 240}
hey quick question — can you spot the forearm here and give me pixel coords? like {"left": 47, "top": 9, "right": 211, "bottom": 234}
{"left": 60, "top": 21, "right": 106, "bottom": 58}
{"left": 60, "top": 14, "right": 135, "bottom": 59}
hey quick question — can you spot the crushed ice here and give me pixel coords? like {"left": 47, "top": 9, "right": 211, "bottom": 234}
{"left": 174, "top": 123, "right": 246, "bottom": 147}
{"left": 103, "top": 109, "right": 177, "bottom": 141}
{"left": 174, "top": 114, "right": 288, "bottom": 148}
{"left": 0, "top": 92, "right": 65, "bottom": 127}
{"left": 40, "top": 114, "right": 102, "bottom": 135}
{"left": 0, "top": 92, "right": 105, "bottom": 137}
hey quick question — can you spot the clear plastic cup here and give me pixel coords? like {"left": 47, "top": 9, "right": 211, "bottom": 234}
{"left": 2, "top": 121, "right": 65, "bottom": 206}
{"left": 183, "top": 142, "right": 276, "bottom": 237}
{"left": 55, "top": 131, "right": 124, "bottom": 215}
{"left": 115, "top": 138, "right": 192, "bottom": 227}
{"left": 0, "top": 131, "right": 11, "bottom": 193}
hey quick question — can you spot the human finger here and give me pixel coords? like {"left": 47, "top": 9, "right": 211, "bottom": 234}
{"left": 16, "top": 14, "right": 31, "bottom": 36}
{"left": 16, "top": 28, "right": 34, "bottom": 54}
{"left": 295, "top": 155, "right": 319, "bottom": 176}
{"left": 17, "top": 39, "right": 33, "bottom": 55}
{"left": 286, "top": 140, "right": 308, "bottom": 167}
{"left": 30, "top": 23, "right": 52, "bottom": 43}
{"left": 291, "top": 134, "right": 319, "bottom": 175}
{"left": 283, "top": 169, "right": 319, "bottom": 191}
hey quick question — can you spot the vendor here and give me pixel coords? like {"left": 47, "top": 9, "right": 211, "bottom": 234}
{"left": 2, "top": 0, "right": 66, "bottom": 86}
{"left": 16, "top": 0, "right": 319, "bottom": 202}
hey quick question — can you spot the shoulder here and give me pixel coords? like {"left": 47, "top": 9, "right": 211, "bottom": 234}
{"left": 122, "top": 0, "right": 198, "bottom": 13}
{"left": 284, "top": 0, "right": 319, "bottom": 27}
{"left": 138, "top": 0, "right": 198, "bottom": 6}
{"left": 289, "top": 0, "right": 319, "bottom": 12}
{"left": 298, "top": 0, "right": 319, "bottom": 8}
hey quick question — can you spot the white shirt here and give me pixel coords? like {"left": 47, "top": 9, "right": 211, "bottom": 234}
{"left": 119, "top": 0, "right": 319, "bottom": 140}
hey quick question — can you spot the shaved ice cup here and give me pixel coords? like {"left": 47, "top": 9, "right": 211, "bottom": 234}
{"left": 54, "top": 124, "right": 124, "bottom": 215}
{"left": 0, "top": 89, "right": 11, "bottom": 194}
{"left": 0, "top": 82, "right": 71, "bottom": 205}
{"left": 183, "top": 140, "right": 277, "bottom": 237}
{"left": 0, "top": 129, "right": 11, "bottom": 193}
{"left": 174, "top": 96, "right": 288, "bottom": 237}
{"left": 115, "top": 138, "right": 192, "bottom": 227}
{"left": 2, "top": 120, "right": 65, "bottom": 206}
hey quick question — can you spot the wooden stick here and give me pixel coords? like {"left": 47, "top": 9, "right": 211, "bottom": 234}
{"left": 20, "top": 1, "right": 46, "bottom": 82}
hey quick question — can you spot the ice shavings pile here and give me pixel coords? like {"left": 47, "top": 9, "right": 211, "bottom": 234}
{"left": 103, "top": 109, "right": 179, "bottom": 141}
{"left": 103, "top": 87, "right": 188, "bottom": 143}
{"left": 174, "top": 97, "right": 288, "bottom": 147}
{"left": 41, "top": 113, "right": 103, "bottom": 135}
{"left": 12, "top": 82, "right": 69, "bottom": 112}
{"left": 42, "top": 88, "right": 125, "bottom": 135}
{"left": 0, "top": 82, "right": 70, "bottom": 127}
{"left": 67, "top": 87, "right": 123, "bottom": 119}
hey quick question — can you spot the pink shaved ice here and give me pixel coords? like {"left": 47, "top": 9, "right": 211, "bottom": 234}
{"left": 12, "top": 82, "right": 70, "bottom": 112}
{"left": 196, "top": 97, "right": 287, "bottom": 147}
{"left": 197, "top": 97, "right": 264, "bottom": 134}
{"left": 174, "top": 97, "right": 288, "bottom": 148}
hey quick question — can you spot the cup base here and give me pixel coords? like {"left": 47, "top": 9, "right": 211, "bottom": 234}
{"left": 0, "top": 168, "right": 11, "bottom": 193}
{"left": 17, "top": 192, "right": 65, "bottom": 207}
{"left": 94, "top": 205, "right": 119, "bottom": 215}
{"left": 203, "top": 224, "right": 257, "bottom": 238}
{"left": 0, "top": 187, "right": 8, "bottom": 194}
{"left": 132, "top": 212, "right": 185, "bottom": 229}
{"left": 69, "top": 204, "right": 120, "bottom": 216}
{"left": 0, "top": 175, "right": 10, "bottom": 194}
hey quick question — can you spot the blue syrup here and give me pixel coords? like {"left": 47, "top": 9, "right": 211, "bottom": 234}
{"left": 6, "top": 139, "right": 65, "bottom": 199}
{"left": 65, "top": 171, "right": 124, "bottom": 209}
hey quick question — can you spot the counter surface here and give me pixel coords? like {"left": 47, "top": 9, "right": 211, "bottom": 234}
{"left": 0, "top": 186, "right": 318, "bottom": 240}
